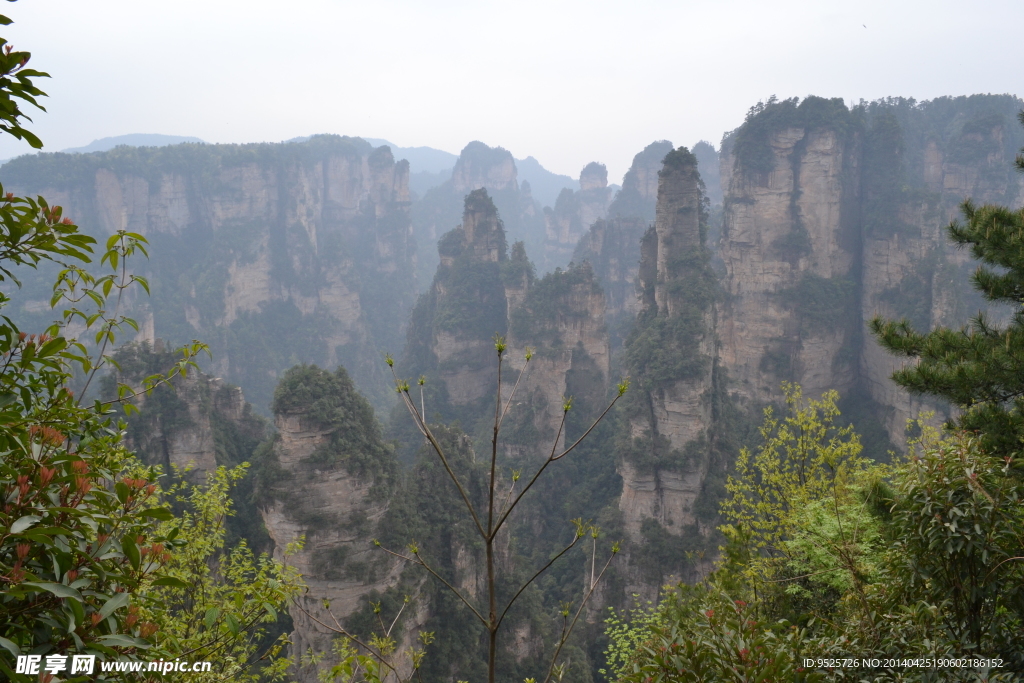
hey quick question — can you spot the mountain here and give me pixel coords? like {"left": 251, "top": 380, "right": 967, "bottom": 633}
{"left": 364, "top": 139, "right": 577, "bottom": 208}
{"left": 4, "top": 94, "right": 1022, "bottom": 681}
{"left": 60, "top": 133, "right": 206, "bottom": 153}
{"left": 1, "top": 135, "right": 416, "bottom": 415}
{"left": 512, "top": 155, "right": 578, "bottom": 208}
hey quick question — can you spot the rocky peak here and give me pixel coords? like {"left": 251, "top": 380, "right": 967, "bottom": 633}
{"left": 461, "top": 188, "right": 508, "bottom": 262}
{"left": 541, "top": 161, "right": 613, "bottom": 271}
{"left": 579, "top": 162, "right": 608, "bottom": 192}
{"left": 652, "top": 147, "right": 704, "bottom": 316}
{"left": 451, "top": 141, "right": 519, "bottom": 194}
{"left": 609, "top": 140, "right": 674, "bottom": 223}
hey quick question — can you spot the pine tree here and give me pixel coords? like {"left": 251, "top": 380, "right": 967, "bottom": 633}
{"left": 871, "top": 111, "right": 1024, "bottom": 462}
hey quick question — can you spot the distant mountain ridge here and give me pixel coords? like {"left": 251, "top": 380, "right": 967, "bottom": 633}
{"left": 51, "top": 133, "right": 578, "bottom": 209}
{"left": 365, "top": 137, "right": 578, "bottom": 207}
{"left": 60, "top": 134, "right": 206, "bottom": 154}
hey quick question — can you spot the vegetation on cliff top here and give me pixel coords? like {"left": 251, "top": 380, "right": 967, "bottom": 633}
{"left": 731, "top": 96, "right": 856, "bottom": 178}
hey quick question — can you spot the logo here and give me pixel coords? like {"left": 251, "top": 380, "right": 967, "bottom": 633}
{"left": 15, "top": 654, "right": 95, "bottom": 675}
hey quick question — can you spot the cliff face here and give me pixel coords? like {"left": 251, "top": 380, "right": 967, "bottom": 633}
{"left": 543, "top": 162, "right": 612, "bottom": 270}
{"left": 608, "top": 141, "right": 674, "bottom": 224}
{"left": 410, "top": 189, "right": 509, "bottom": 406}
{"left": 617, "top": 148, "right": 717, "bottom": 563}
{"left": 856, "top": 98, "right": 1024, "bottom": 443}
{"left": 573, "top": 141, "right": 677, "bottom": 350}
{"left": 254, "top": 365, "right": 406, "bottom": 682}
{"left": 718, "top": 95, "right": 1024, "bottom": 446}
{"left": 505, "top": 261, "right": 610, "bottom": 454}
{"left": 718, "top": 99, "right": 860, "bottom": 407}
{"left": 412, "top": 142, "right": 546, "bottom": 289}
{"left": 1, "top": 137, "right": 415, "bottom": 414}
{"left": 110, "top": 342, "right": 266, "bottom": 481}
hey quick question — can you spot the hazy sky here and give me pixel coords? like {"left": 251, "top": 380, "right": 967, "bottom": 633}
{"left": 1, "top": 0, "right": 1020, "bottom": 182}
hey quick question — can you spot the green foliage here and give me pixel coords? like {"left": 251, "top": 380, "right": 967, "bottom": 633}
{"left": 888, "top": 433, "right": 1024, "bottom": 658}
{"left": 732, "top": 96, "right": 855, "bottom": 179}
{"left": 0, "top": 10, "right": 47, "bottom": 150}
{"left": 779, "top": 274, "right": 857, "bottom": 333}
{"left": 0, "top": 415, "right": 169, "bottom": 673}
{"left": 607, "top": 388, "right": 1024, "bottom": 679}
{"left": 501, "top": 240, "right": 535, "bottom": 287}
{"left": 612, "top": 584, "right": 820, "bottom": 683}
{"left": 0, "top": 229, "right": 206, "bottom": 678}
{"left": 624, "top": 252, "right": 715, "bottom": 388}
{"left": 141, "top": 464, "right": 303, "bottom": 682}
{"left": 433, "top": 259, "right": 508, "bottom": 335}
{"left": 273, "top": 364, "right": 397, "bottom": 485}
{"left": 0, "top": 191, "right": 95, "bottom": 286}
{"left": 509, "top": 263, "right": 601, "bottom": 348}
{"left": 719, "top": 384, "right": 870, "bottom": 579}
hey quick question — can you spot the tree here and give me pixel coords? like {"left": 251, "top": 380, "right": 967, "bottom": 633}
{"left": 139, "top": 464, "right": 303, "bottom": 682}
{"left": 870, "top": 110, "right": 1024, "bottom": 461}
{"left": 0, "top": 4, "right": 208, "bottom": 678}
{"left": 605, "top": 391, "right": 1024, "bottom": 679}
{"left": 307, "top": 339, "right": 626, "bottom": 683}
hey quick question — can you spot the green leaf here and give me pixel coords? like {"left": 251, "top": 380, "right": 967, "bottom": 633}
{"left": 115, "top": 481, "right": 130, "bottom": 504}
{"left": 122, "top": 535, "right": 140, "bottom": 570}
{"left": 139, "top": 507, "right": 173, "bottom": 521}
{"left": 24, "top": 581, "right": 83, "bottom": 601}
{"left": 97, "top": 634, "right": 150, "bottom": 648}
{"left": 10, "top": 514, "right": 41, "bottom": 533}
{"left": 204, "top": 607, "right": 220, "bottom": 629}
{"left": 98, "top": 591, "right": 129, "bottom": 620}
{"left": 263, "top": 602, "right": 277, "bottom": 621}
{"left": 151, "top": 576, "right": 190, "bottom": 589}
{"left": 0, "top": 636, "right": 19, "bottom": 656}
{"left": 225, "top": 613, "right": 240, "bottom": 635}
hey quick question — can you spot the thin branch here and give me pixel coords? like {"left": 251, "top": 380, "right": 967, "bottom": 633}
{"left": 391, "top": 366, "right": 486, "bottom": 538}
{"left": 552, "top": 393, "right": 623, "bottom": 461}
{"left": 78, "top": 246, "right": 128, "bottom": 403}
{"left": 377, "top": 545, "right": 487, "bottom": 625}
{"left": 763, "top": 567, "right": 846, "bottom": 583}
{"left": 293, "top": 603, "right": 401, "bottom": 678}
{"left": 99, "top": 361, "right": 201, "bottom": 407}
{"left": 489, "top": 353, "right": 503, "bottom": 535}
{"left": 498, "top": 474, "right": 516, "bottom": 520}
{"left": 495, "top": 533, "right": 582, "bottom": 631}
{"left": 542, "top": 550, "right": 616, "bottom": 683}
{"left": 497, "top": 358, "right": 531, "bottom": 430}
{"left": 985, "top": 556, "right": 1024, "bottom": 581}
{"left": 386, "top": 599, "right": 408, "bottom": 638}
{"left": 491, "top": 410, "right": 567, "bottom": 536}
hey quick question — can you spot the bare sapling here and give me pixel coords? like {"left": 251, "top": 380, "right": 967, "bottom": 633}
{"left": 355, "top": 335, "right": 628, "bottom": 683}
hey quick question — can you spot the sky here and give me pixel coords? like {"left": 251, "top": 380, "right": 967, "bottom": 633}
{"left": 0, "top": 0, "right": 1021, "bottom": 182}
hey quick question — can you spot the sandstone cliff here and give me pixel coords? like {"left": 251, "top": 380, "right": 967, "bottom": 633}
{"left": 109, "top": 341, "right": 266, "bottom": 481}
{"left": 412, "top": 142, "right": 546, "bottom": 289}
{"left": 615, "top": 147, "right": 719, "bottom": 593}
{"left": 718, "top": 98, "right": 860, "bottom": 408}
{"left": 572, "top": 141, "right": 677, "bottom": 350}
{"left": 718, "top": 95, "right": 1024, "bottom": 447}
{"left": 407, "top": 188, "right": 509, "bottom": 409}
{"left": 608, "top": 141, "right": 674, "bottom": 224}
{"left": 504, "top": 261, "right": 610, "bottom": 455}
{"left": 543, "top": 162, "right": 612, "bottom": 270}
{"left": 252, "top": 365, "right": 414, "bottom": 682}
{"left": 1, "top": 136, "right": 415, "bottom": 415}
